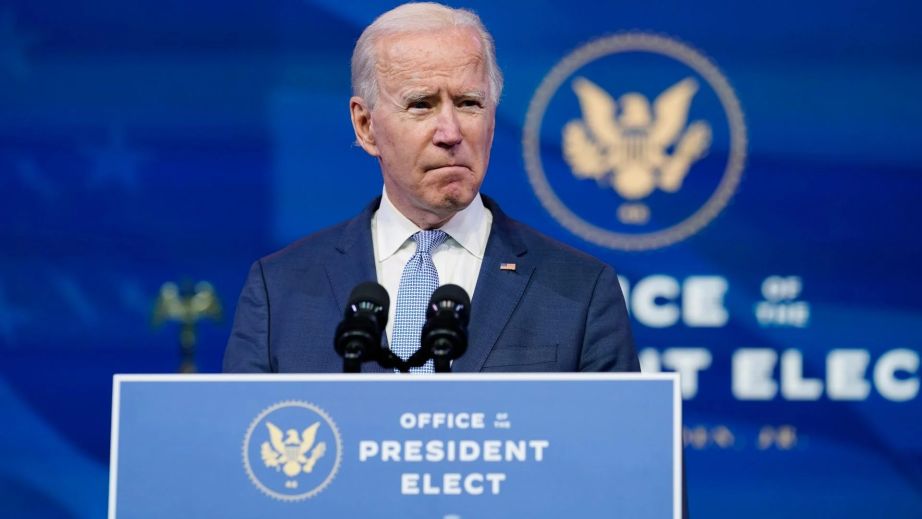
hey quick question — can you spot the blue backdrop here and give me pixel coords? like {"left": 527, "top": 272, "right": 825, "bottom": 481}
{"left": 1, "top": 0, "right": 920, "bottom": 517}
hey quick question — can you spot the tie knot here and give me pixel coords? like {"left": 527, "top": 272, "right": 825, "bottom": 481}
{"left": 412, "top": 230, "right": 448, "bottom": 255}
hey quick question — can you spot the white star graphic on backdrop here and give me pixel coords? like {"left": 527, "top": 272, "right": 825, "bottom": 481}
{"left": 0, "top": 9, "right": 37, "bottom": 80}
{"left": 16, "top": 158, "right": 58, "bottom": 202}
{"left": 116, "top": 277, "right": 151, "bottom": 317}
{"left": 50, "top": 270, "right": 100, "bottom": 328}
{"left": 84, "top": 126, "right": 146, "bottom": 191}
{"left": 0, "top": 281, "right": 29, "bottom": 348}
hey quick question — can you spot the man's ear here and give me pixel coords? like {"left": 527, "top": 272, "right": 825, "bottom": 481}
{"left": 350, "top": 96, "right": 379, "bottom": 157}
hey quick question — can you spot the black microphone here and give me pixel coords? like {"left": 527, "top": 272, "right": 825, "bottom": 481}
{"left": 419, "top": 284, "right": 471, "bottom": 373}
{"left": 334, "top": 282, "right": 389, "bottom": 373}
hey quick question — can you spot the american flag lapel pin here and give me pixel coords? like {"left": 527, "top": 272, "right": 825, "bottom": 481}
{"left": 500, "top": 262, "right": 517, "bottom": 271}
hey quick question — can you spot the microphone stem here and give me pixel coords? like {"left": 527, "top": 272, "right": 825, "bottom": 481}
{"left": 434, "top": 357, "right": 452, "bottom": 373}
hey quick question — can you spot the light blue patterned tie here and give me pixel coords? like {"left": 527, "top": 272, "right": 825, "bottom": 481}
{"left": 392, "top": 230, "right": 448, "bottom": 373}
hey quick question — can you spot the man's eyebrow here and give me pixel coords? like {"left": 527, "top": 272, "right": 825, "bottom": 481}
{"left": 400, "top": 90, "right": 435, "bottom": 103}
{"left": 399, "top": 90, "right": 486, "bottom": 103}
{"left": 458, "top": 90, "right": 486, "bottom": 100}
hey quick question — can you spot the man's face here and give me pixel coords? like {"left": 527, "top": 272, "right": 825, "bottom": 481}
{"left": 351, "top": 28, "right": 496, "bottom": 228}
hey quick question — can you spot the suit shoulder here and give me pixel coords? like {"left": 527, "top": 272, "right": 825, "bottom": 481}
{"left": 257, "top": 219, "right": 352, "bottom": 271}
{"left": 506, "top": 217, "right": 613, "bottom": 273}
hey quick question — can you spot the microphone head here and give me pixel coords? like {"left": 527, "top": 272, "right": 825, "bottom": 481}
{"left": 422, "top": 284, "right": 471, "bottom": 365}
{"left": 428, "top": 284, "right": 470, "bottom": 325}
{"left": 335, "top": 282, "right": 390, "bottom": 364}
{"left": 430, "top": 284, "right": 470, "bottom": 306}
{"left": 349, "top": 281, "right": 390, "bottom": 309}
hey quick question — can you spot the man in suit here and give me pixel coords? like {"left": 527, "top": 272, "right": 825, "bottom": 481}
{"left": 223, "top": 2, "right": 639, "bottom": 374}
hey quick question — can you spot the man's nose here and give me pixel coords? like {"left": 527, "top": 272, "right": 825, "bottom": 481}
{"left": 432, "top": 106, "right": 462, "bottom": 148}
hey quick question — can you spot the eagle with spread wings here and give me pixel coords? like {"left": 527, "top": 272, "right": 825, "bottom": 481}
{"left": 563, "top": 76, "right": 712, "bottom": 200}
{"left": 260, "top": 421, "right": 327, "bottom": 478}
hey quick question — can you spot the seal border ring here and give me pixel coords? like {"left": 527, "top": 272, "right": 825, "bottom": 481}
{"left": 242, "top": 399, "right": 343, "bottom": 502}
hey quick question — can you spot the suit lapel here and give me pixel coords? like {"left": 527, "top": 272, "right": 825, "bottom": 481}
{"left": 323, "top": 198, "right": 389, "bottom": 373}
{"left": 452, "top": 198, "right": 533, "bottom": 372}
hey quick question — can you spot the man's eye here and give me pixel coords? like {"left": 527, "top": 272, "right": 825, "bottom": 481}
{"left": 460, "top": 99, "right": 482, "bottom": 108}
{"left": 409, "top": 101, "right": 431, "bottom": 110}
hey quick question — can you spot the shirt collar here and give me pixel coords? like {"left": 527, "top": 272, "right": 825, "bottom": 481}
{"left": 373, "top": 188, "right": 490, "bottom": 261}
{"left": 440, "top": 192, "right": 489, "bottom": 259}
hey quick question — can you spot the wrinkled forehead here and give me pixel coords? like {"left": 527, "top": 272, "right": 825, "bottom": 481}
{"left": 373, "top": 28, "right": 487, "bottom": 87}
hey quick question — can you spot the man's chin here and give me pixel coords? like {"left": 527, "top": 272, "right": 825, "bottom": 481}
{"left": 413, "top": 192, "right": 475, "bottom": 227}
{"left": 436, "top": 189, "right": 476, "bottom": 213}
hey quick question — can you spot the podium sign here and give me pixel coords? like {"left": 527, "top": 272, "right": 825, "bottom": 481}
{"left": 109, "top": 373, "right": 681, "bottom": 518}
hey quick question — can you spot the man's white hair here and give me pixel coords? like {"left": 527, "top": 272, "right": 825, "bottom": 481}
{"left": 351, "top": 2, "right": 503, "bottom": 107}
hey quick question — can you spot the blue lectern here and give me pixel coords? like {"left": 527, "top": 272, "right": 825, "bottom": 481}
{"left": 109, "top": 373, "right": 681, "bottom": 518}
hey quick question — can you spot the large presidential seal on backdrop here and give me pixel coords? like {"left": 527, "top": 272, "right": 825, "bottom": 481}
{"left": 523, "top": 33, "right": 747, "bottom": 251}
{"left": 242, "top": 400, "right": 343, "bottom": 501}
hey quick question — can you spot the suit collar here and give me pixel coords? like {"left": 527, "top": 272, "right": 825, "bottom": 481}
{"left": 333, "top": 197, "right": 380, "bottom": 256}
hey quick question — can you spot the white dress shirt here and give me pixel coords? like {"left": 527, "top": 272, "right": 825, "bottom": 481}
{"left": 371, "top": 188, "right": 493, "bottom": 345}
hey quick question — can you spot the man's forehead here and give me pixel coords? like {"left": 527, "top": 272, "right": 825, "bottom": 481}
{"left": 374, "top": 28, "right": 485, "bottom": 74}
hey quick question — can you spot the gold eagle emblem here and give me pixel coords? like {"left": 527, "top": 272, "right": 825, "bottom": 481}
{"left": 563, "top": 76, "right": 712, "bottom": 201}
{"left": 260, "top": 421, "right": 327, "bottom": 478}
{"left": 151, "top": 281, "right": 223, "bottom": 373}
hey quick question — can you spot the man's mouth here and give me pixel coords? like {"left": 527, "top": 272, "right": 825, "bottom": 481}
{"left": 427, "top": 164, "right": 471, "bottom": 174}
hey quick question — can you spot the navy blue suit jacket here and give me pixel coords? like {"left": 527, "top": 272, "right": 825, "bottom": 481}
{"left": 223, "top": 196, "right": 639, "bottom": 373}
